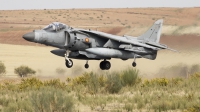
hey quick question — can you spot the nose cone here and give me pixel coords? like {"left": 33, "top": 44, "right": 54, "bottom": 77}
{"left": 23, "top": 32, "right": 35, "bottom": 41}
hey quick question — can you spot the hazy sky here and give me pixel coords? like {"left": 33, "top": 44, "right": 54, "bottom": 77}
{"left": 0, "top": 0, "right": 200, "bottom": 10}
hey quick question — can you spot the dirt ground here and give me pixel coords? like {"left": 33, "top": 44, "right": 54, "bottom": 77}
{"left": 0, "top": 8, "right": 200, "bottom": 79}
{"left": 0, "top": 40, "right": 199, "bottom": 79}
{"left": 0, "top": 8, "right": 200, "bottom": 45}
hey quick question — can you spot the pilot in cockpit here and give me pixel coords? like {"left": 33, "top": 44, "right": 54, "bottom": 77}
{"left": 43, "top": 22, "right": 67, "bottom": 32}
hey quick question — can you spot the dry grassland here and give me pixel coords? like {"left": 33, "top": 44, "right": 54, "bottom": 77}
{"left": 0, "top": 7, "right": 200, "bottom": 112}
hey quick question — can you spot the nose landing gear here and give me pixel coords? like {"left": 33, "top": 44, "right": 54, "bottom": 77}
{"left": 65, "top": 59, "right": 73, "bottom": 68}
{"left": 65, "top": 50, "right": 73, "bottom": 68}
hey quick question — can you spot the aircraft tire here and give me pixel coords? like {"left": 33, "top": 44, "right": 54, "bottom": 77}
{"left": 104, "top": 61, "right": 111, "bottom": 70}
{"left": 100, "top": 61, "right": 111, "bottom": 70}
{"left": 65, "top": 59, "right": 73, "bottom": 68}
{"left": 85, "top": 64, "right": 89, "bottom": 69}
{"left": 100, "top": 61, "right": 105, "bottom": 70}
{"left": 132, "top": 62, "right": 136, "bottom": 67}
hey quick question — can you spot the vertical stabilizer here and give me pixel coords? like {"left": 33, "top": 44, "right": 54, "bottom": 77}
{"left": 138, "top": 19, "right": 163, "bottom": 43}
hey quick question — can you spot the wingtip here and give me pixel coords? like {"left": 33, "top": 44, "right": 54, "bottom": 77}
{"left": 167, "top": 47, "right": 178, "bottom": 52}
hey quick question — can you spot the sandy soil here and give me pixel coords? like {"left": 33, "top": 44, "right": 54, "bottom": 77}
{"left": 0, "top": 40, "right": 199, "bottom": 79}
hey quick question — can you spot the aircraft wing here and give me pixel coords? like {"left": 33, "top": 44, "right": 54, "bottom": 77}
{"left": 76, "top": 29, "right": 167, "bottom": 51}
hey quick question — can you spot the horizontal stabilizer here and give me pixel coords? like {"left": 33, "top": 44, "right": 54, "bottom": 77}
{"left": 145, "top": 41, "right": 177, "bottom": 52}
{"left": 145, "top": 41, "right": 167, "bottom": 49}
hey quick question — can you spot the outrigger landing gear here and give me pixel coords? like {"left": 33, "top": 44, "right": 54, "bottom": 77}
{"left": 132, "top": 62, "right": 136, "bottom": 67}
{"left": 84, "top": 60, "right": 89, "bottom": 69}
{"left": 65, "top": 50, "right": 73, "bottom": 68}
{"left": 100, "top": 59, "right": 111, "bottom": 70}
{"left": 132, "top": 55, "right": 137, "bottom": 67}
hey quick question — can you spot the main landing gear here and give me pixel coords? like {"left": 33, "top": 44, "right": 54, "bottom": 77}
{"left": 100, "top": 60, "right": 111, "bottom": 70}
{"left": 132, "top": 55, "right": 137, "bottom": 67}
{"left": 65, "top": 51, "right": 73, "bottom": 68}
{"left": 63, "top": 51, "right": 113, "bottom": 70}
{"left": 84, "top": 59, "right": 111, "bottom": 70}
{"left": 84, "top": 60, "right": 89, "bottom": 69}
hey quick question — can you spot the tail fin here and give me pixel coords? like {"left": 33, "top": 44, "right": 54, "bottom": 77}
{"left": 138, "top": 19, "right": 163, "bottom": 43}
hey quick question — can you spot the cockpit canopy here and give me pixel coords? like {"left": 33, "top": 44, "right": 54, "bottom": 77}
{"left": 43, "top": 22, "right": 68, "bottom": 32}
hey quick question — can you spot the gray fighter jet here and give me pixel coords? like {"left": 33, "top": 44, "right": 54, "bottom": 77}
{"left": 23, "top": 19, "right": 175, "bottom": 70}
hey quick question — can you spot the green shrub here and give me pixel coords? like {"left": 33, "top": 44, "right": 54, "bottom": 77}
{"left": 19, "top": 78, "right": 67, "bottom": 91}
{"left": 186, "top": 104, "right": 200, "bottom": 112}
{"left": 14, "top": 65, "right": 36, "bottom": 77}
{"left": 143, "top": 78, "right": 169, "bottom": 87}
{"left": 170, "top": 78, "right": 183, "bottom": 86}
{"left": 137, "top": 99, "right": 145, "bottom": 109}
{"left": 3, "top": 99, "right": 33, "bottom": 112}
{"left": 105, "top": 72, "right": 122, "bottom": 94}
{"left": 43, "top": 79, "right": 66, "bottom": 89}
{"left": 3, "top": 102, "right": 18, "bottom": 112}
{"left": 0, "top": 96, "right": 10, "bottom": 107}
{"left": 79, "top": 95, "right": 108, "bottom": 111}
{"left": 0, "top": 95, "right": 32, "bottom": 112}
{"left": 19, "top": 77, "right": 43, "bottom": 90}
{"left": 124, "top": 103, "right": 133, "bottom": 111}
{"left": 69, "top": 72, "right": 90, "bottom": 86}
{"left": 190, "top": 72, "right": 200, "bottom": 79}
{"left": 98, "top": 74, "right": 106, "bottom": 87}
{"left": 0, "top": 61, "right": 6, "bottom": 75}
{"left": 1, "top": 81, "right": 18, "bottom": 91}
{"left": 86, "top": 72, "right": 100, "bottom": 94}
{"left": 31, "top": 87, "right": 74, "bottom": 112}
{"left": 121, "top": 68, "right": 139, "bottom": 86}
{"left": 67, "top": 72, "right": 101, "bottom": 94}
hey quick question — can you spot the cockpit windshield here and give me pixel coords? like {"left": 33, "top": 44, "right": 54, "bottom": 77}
{"left": 43, "top": 22, "right": 68, "bottom": 32}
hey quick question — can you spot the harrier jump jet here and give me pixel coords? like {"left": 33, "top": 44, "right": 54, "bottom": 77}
{"left": 23, "top": 19, "right": 175, "bottom": 70}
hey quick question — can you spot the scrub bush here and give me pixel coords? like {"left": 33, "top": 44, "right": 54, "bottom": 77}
{"left": 0, "top": 61, "right": 6, "bottom": 75}
{"left": 14, "top": 65, "right": 36, "bottom": 77}
{"left": 121, "top": 68, "right": 139, "bottom": 86}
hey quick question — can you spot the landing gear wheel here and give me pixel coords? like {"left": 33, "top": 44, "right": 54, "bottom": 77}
{"left": 65, "top": 59, "right": 73, "bottom": 68}
{"left": 132, "top": 62, "right": 136, "bottom": 67}
{"left": 100, "top": 61, "right": 105, "bottom": 70}
{"left": 104, "top": 61, "right": 111, "bottom": 70}
{"left": 85, "top": 64, "right": 89, "bottom": 69}
{"left": 100, "top": 61, "right": 111, "bottom": 70}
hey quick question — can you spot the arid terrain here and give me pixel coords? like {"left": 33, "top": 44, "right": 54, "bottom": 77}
{"left": 0, "top": 8, "right": 200, "bottom": 78}
{"left": 0, "top": 8, "right": 200, "bottom": 112}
